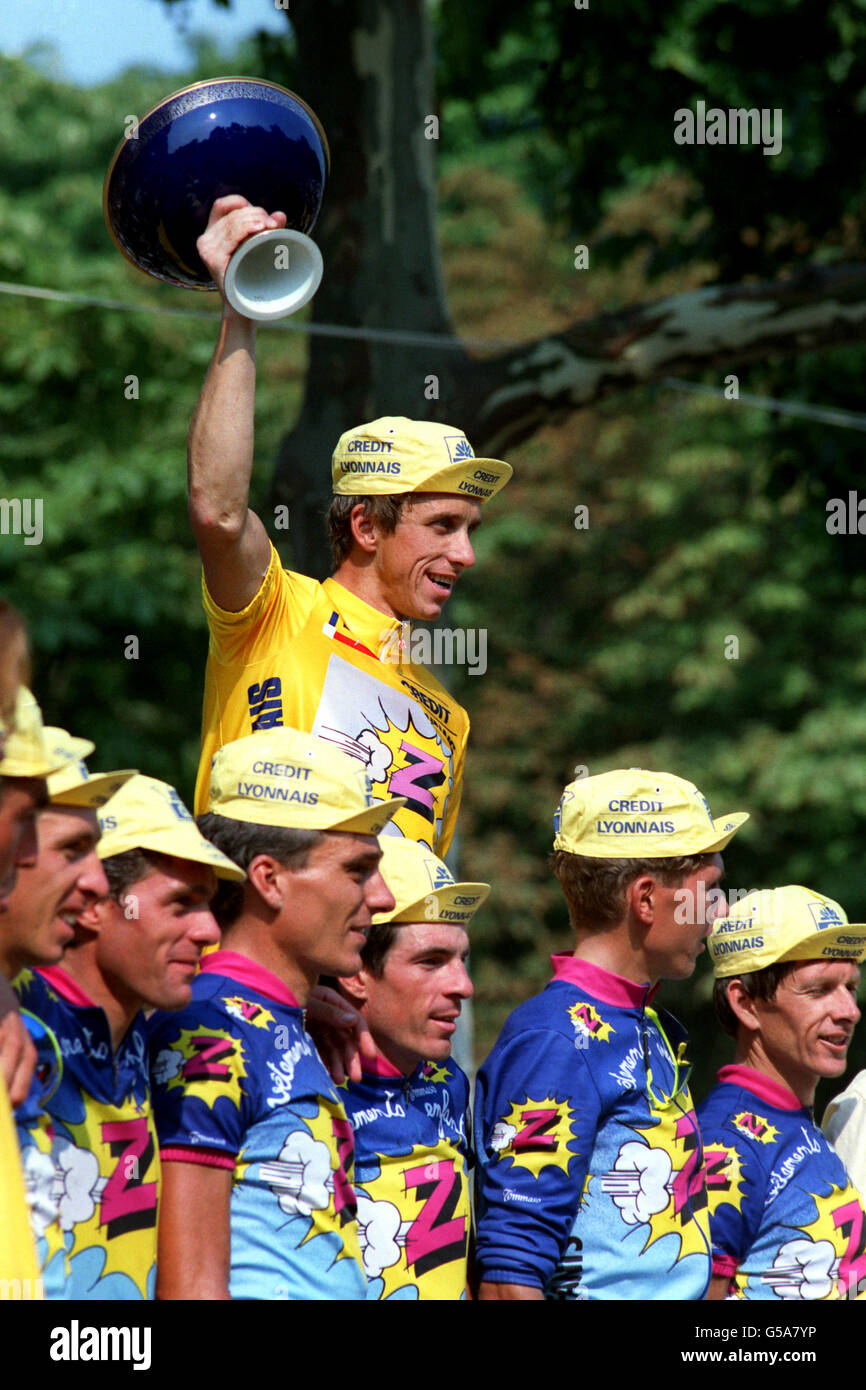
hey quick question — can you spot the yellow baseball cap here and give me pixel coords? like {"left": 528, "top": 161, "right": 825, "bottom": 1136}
{"left": 552, "top": 768, "right": 748, "bottom": 858}
{"left": 708, "top": 886, "right": 866, "bottom": 978}
{"left": 208, "top": 728, "right": 405, "bottom": 835}
{"left": 372, "top": 838, "right": 489, "bottom": 927}
{"left": 331, "top": 417, "right": 512, "bottom": 502}
{"left": 0, "top": 689, "right": 90, "bottom": 780}
{"left": 43, "top": 727, "right": 137, "bottom": 808}
{"left": 97, "top": 774, "right": 245, "bottom": 881}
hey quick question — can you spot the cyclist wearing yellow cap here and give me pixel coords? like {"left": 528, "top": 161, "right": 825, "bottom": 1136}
{"left": 151, "top": 728, "right": 400, "bottom": 1300}
{"left": 475, "top": 767, "right": 746, "bottom": 1301}
{"left": 701, "top": 886, "right": 866, "bottom": 1300}
{"left": 188, "top": 198, "right": 512, "bottom": 856}
{"left": 336, "top": 838, "right": 486, "bottom": 1300}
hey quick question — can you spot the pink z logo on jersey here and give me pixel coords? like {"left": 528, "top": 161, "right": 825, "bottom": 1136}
{"left": 670, "top": 1113, "right": 707, "bottom": 1220}
{"left": 181, "top": 1034, "right": 236, "bottom": 1082}
{"left": 834, "top": 1198, "right": 866, "bottom": 1295}
{"left": 99, "top": 1117, "right": 158, "bottom": 1240}
{"left": 512, "top": 1109, "right": 560, "bottom": 1154}
{"left": 330, "top": 1116, "right": 357, "bottom": 1226}
{"left": 403, "top": 1158, "right": 466, "bottom": 1278}
{"left": 704, "top": 1145, "right": 735, "bottom": 1195}
{"left": 388, "top": 742, "right": 445, "bottom": 821}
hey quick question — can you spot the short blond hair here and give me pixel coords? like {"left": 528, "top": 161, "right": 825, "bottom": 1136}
{"left": 550, "top": 849, "right": 716, "bottom": 932}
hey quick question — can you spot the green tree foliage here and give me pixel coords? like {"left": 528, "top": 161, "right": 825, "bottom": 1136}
{"left": 438, "top": 0, "right": 866, "bottom": 282}
{"left": 0, "top": 50, "right": 305, "bottom": 791}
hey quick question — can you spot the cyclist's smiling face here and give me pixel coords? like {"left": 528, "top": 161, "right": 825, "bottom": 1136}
{"left": 370, "top": 495, "right": 481, "bottom": 621}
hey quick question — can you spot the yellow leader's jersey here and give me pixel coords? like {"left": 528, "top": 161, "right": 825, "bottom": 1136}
{"left": 0, "top": 1073, "right": 43, "bottom": 1300}
{"left": 195, "top": 544, "right": 468, "bottom": 855}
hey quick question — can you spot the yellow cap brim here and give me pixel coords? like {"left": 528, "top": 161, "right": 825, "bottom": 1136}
{"left": 213, "top": 792, "right": 407, "bottom": 837}
{"left": 0, "top": 734, "right": 93, "bottom": 780}
{"left": 701, "top": 812, "right": 750, "bottom": 853}
{"left": 779, "top": 925, "right": 866, "bottom": 966}
{"left": 713, "top": 923, "right": 866, "bottom": 977}
{"left": 50, "top": 769, "right": 138, "bottom": 809}
{"left": 98, "top": 823, "right": 246, "bottom": 882}
{"left": 379, "top": 881, "right": 489, "bottom": 927}
{"left": 329, "top": 797, "right": 407, "bottom": 835}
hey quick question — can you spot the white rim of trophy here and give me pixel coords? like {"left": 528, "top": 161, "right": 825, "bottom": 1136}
{"left": 223, "top": 228, "right": 324, "bottom": 322}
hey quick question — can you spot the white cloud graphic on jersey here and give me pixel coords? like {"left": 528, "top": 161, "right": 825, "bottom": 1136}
{"left": 356, "top": 730, "right": 392, "bottom": 783}
{"left": 259, "top": 1130, "right": 333, "bottom": 1216}
{"left": 599, "top": 1140, "right": 672, "bottom": 1225}
{"left": 55, "top": 1142, "right": 106, "bottom": 1231}
{"left": 152, "top": 1048, "right": 184, "bottom": 1085}
{"left": 20, "top": 1145, "right": 60, "bottom": 1237}
{"left": 762, "top": 1237, "right": 838, "bottom": 1300}
{"left": 355, "top": 1192, "right": 408, "bottom": 1279}
{"left": 490, "top": 1122, "right": 517, "bottom": 1153}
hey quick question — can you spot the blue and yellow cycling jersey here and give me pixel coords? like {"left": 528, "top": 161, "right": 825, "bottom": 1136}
{"left": 699, "top": 1064, "right": 866, "bottom": 1300}
{"left": 475, "top": 954, "right": 711, "bottom": 1299}
{"left": 14, "top": 1005, "right": 67, "bottom": 1298}
{"left": 149, "top": 950, "right": 367, "bottom": 1301}
{"left": 16, "top": 967, "right": 159, "bottom": 1300}
{"left": 343, "top": 1053, "right": 471, "bottom": 1300}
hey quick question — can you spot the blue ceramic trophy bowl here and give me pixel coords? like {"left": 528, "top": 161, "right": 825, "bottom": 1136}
{"left": 104, "top": 77, "right": 329, "bottom": 292}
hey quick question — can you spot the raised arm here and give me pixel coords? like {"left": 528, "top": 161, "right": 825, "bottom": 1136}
{"left": 187, "top": 195, "right": 287, "bottom": 613}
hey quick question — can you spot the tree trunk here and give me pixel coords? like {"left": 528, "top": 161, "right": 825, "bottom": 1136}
{"left": 272, "top": 0, "right": 469, "bottom": 575}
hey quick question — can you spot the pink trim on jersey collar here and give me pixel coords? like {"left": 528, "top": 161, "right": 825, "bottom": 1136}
{"left": 360, "top": 1047, "right": 405, "bottom": 1079}
{"left": 551, "top": 953, "right": 659, "bottom": 1008}
{"left": 717, "top": 1063, "right": 803, "bottom": 1112}
{"left": 37, "top": 965, "right": 97, "bottom": 1010}
{"left": 198, "top": 951, "right": 300, "bottom": 1008}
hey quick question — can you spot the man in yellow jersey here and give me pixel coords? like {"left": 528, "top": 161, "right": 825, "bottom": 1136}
{"left": 188, "top": 197, "right": 512, "bottom": 854}
{"left": 0, "top": 1070, "right": 41, "bottom": 1300}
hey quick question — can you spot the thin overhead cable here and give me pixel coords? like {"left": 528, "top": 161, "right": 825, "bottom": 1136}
{"left": 3, "top": 278, "right": 866, "bottom": 431}
{"left": 662, "top": 377, "right": 866, "bottom": 433}
{"left": 0, "top": 279, "right": 512, "bottom": 351}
